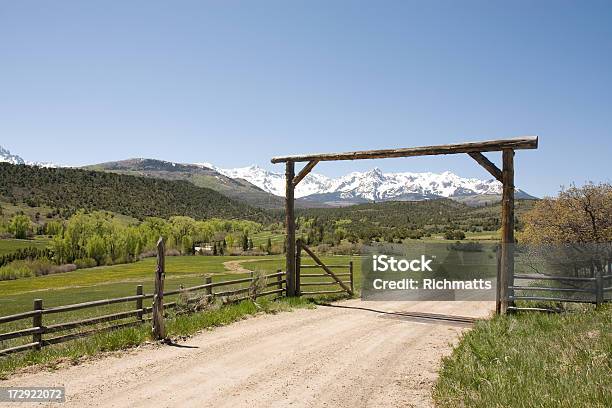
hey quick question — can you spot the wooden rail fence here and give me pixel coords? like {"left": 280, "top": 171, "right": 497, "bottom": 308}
{"left": 0, "top": 241, "right": 286, "bottom": 356}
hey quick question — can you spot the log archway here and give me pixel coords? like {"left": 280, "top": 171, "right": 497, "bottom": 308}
{"left": 271, "top": 136, "right": 538, "bottom": 314}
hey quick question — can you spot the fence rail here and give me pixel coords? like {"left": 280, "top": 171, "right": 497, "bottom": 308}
{"left": 297, "top": 250, "right": 354, "bottom": 297}
{"left": 508, "top": 271, "right": 611, "bottom": 312}
{"left": 0, "top": 270, "right": 286, "bottom": 357}
{"left": 297, "top": 263, "right": 354, "bottom": 296}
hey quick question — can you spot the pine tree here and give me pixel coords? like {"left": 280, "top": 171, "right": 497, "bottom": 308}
{"left": 266, "top": 237, "right": 272, "bottom": 254}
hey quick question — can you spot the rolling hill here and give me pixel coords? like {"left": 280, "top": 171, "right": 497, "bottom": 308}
{"left": 0, "top": 163, "right": 271, "bottom": 223}
{"left": 85, "top": 159, "right": 285, "bottom": 209}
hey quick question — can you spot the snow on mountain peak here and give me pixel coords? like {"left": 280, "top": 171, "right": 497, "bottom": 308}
{"left": 0, "top": 146, "right": 58, "bottom": 168}
{"left": 199, "top": 162, "right": 505, "bottom": 200}
{"left": 0, "top": 146, "right": 25, "bottom": 165}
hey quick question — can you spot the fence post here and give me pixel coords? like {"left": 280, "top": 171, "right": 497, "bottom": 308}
{"left": 595, "top": 267, "right": 603, "bottom": 307}
{"left": 136, "top": 285, "right": 143, "bottom": 322}
{"left": 495, "top": 248, "right": 502, "bottom": 314}
{"left": 276, "top": 269, "right": 283, "bottom": 294}
{"left": 152, "top": 237, "right": 166, "bottom": 340}
{"left": 33, "top": 299, "right": 43, "bottom": 350}
{"left": 295, "top": 239, "right": 302, "bottom": 296}
{"left": 205, "top": 275, "right": 213, "bottom": 299}
{"left": 349, "top": 261, "right": 354, "bottom": 296}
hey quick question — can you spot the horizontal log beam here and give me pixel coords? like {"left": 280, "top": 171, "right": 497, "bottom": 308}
{"left": 300, "top": 273, "right": 351, "bottom": 278}
{"left": 43, "top": 294, "right": 145, "bottom": 314}
{"left": 0, "top": 342, "right": 40, "bottom": 357}
{"left": 468, "top": 152, "right": 503, "bottom": 182}
{"left": 300, "top": 281, "right": 348, "bottom": 287}
{"left": 293, "top": 160, "right": 319, "bottom": 187}
{"left": 300, "top": 290, "right": 347, "bottom": 295}
{"left": 271, "top": 136, "right": 538, "bottom": 163}
{"left": 300, "top": 265, "right": 350, "bottom": 269}
{"left": 509, "top": 295, "right": 595, "bottom": 304}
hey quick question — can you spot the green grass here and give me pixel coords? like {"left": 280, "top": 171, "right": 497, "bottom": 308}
{"left": 0, "top": 297, "right": 317, "bottom": 378}
{"left": 250, "top": 230, "right": 285, "bottom": 247}
{"left": 0, "top": 237, "right": 51, "bottom": 256}
{"left": 434, "top": 306, "right": 612, "bottom": 408}
{"left": 0, "top": 255, "right": 287, "bottom": 314}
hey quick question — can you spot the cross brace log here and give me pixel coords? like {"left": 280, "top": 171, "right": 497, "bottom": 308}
{"left": 468, "top": 152, "right": 503, "bottom": 182}
{"left": 293, "top": 160, "right": 319, "bottom": 187}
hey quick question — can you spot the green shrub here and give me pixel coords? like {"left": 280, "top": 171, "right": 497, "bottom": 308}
{"left": 8, "top": 214, "right": 33, "bottom": 239}
{"left": 74, "top": 258, "right": 98, "bottom": 269}
{"left": 0, "top": 260, "right": 34, "bottom": 280}
{"left": 444, "top": 229, "right": 466, "bottom": 240}
{"left": 0, "top": 259, "right": 60, "bottom": 280}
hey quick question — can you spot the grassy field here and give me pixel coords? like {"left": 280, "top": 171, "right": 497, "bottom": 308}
{"left": 434, "top": 306, "right": 612, "bottom": 407}
{"left": 0, "top": 237, "right": 51, "bottom": 256}
{"left": 250, "top": 230, "right": 285, "bottom": 247}
{"left": 0, "top": 255, "right": 278, "bottom": 313}
{"left": 0, "top": 254, "right": 362, "bottom": 317}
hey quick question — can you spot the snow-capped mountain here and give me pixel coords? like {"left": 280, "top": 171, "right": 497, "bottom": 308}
{"left": 0, "top": 146, "right": 25, "bottom": 165}
{"left": 198, "top": 163, "right": 333, "bottom": 198}
{"left": 197, "top": 163, "right": 530, "bottom": 204}
{"left": 1, "top": 145, "right": 533, "bottom": 208}
{"left": 0, "top": 146, "right": 58, "bottom": 168}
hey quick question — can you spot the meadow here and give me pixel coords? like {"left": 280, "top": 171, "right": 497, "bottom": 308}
{"left": 0, "top": 237, "right": 51, "bottom": 256}
{"left": 0, "top": 254, "right": 362, "bottom": 316}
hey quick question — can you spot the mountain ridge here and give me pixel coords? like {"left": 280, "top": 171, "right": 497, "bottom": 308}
{"left": 200, "top": 163, "right": 536, "bottom": 206}
{"left": 0, "top": 146, "right": 57, "bottom": 168}
{"left": 2, "top": 145, "right": 536, "bottom": 209}
{"left": 0, "top": 162, "right": 271, "bottom": 222}
{"left": 84, "top": 158, "right": 286, "bottom": 210}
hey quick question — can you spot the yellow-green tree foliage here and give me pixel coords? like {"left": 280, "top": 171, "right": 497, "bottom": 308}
{"left": 9, "top": 214, "right": 33, "bottom": 239}
{"left": 522, "top": 183, "right": 612, "bottom": 244}
{"left": 51, "top": 210, "right": 263, "bottom": 265}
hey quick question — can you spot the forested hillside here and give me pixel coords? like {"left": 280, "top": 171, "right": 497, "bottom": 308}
{"left": 86, "top": 159, "right": 285, "bottom": 209}
{"left": 294, "top": 199, "right": 537, "bottom": 243}
{"left": 0, "top": 163, "right": 270, "bottom": 223}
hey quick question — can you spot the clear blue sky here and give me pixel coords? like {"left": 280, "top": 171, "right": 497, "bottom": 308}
{"left": 1, "top": 1, "right": 610, "bottom": 197}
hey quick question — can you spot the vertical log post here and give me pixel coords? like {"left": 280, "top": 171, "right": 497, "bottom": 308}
{"left": 295, "top": 239, "right": 302, "bottom": 296}
{"left": 152, "top": 237, "right": 166, "bottom": 340}
{"left": 276, "top": 269, "right": 283, "bottom": 293}
{"left": 285, "top": 161, "right": 296, "bottom": 296}
{"left": 136, "top": 285, "right": 143, "bottom": 322}
{"left": 204, "top": 275, "right": 213, "bottom": 299}
{"left": 595, "top": 265, "right": 603, "bottom": 306}
{"left": 349, "top": 261, "right": 354, "bottom": 296}
{"left": 499, "top": 149, "right": 515, "bottom": 314}
{"left": 33, "top": 299, "right": 43, "bottom": 350}
{"left": 495, "top": 247, "right": 502, "bottom": 314}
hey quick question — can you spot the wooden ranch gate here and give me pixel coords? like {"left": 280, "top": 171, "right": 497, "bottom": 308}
{"left": 271, "top": 136, "right": 539, "bottom": 314}
{"left": 295, "top": 239, "right": 354, "bottom": 297}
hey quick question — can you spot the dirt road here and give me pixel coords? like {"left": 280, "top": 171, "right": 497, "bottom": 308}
{"left": 1, "top": 300, "right": 493, "bottom": 408}
{"left": 222, "top": 259, "right": 264, "bottom": 274}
